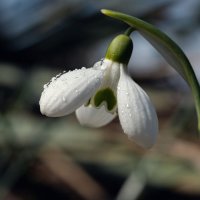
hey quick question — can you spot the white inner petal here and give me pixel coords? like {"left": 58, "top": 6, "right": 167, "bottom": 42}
{"left": 90, "top": 59, "right": 121, "bottom": 112}
{"left": 76, "top": 104, "right": 117, "bottom": 128}
{"left": 98, "top": 59, "right": 121, "bottom": 90}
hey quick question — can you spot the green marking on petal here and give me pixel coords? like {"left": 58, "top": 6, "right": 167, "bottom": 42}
{"left": 93, "top": 88, "right": 117, "bottom": 111}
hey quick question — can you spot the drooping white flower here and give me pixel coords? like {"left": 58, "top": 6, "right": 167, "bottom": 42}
{"left": 39, "top": 34, "right": 158, "bottom": 148}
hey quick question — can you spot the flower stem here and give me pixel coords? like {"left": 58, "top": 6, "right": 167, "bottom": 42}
{"left": 124, "top": 27, "right": 135, "bottom": 36}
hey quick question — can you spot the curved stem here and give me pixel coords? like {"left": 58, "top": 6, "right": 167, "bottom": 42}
{"left": 124, "top": 27, "right": 135, "bottom": 36}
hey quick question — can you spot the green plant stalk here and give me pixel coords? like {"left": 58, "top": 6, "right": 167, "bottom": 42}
{"left": 101, "top": 9, "right": 200, "bottom": 132}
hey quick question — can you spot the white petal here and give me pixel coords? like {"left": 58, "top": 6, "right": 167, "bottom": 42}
{"left": 96, "top": 59, "right": 120, "bottom": 89}
{"left": 117, "top": 66, "right": 158, "bottom": 149}
{"left": 75, "top": 105, "right": 117, "bottom": 128}
{"left": 90, "top": 59, "right": 120, "bottom": 112}
{"left": 39, "top": 67, "right": 103, "bottom": 117}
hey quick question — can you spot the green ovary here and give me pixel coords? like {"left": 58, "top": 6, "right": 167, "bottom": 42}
{"left": 93, "top": 88, "right": 117, "bottom": 111}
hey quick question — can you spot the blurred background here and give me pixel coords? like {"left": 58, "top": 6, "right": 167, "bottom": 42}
{"left": 0, "top": 0, "right": 200, "bottom": 199}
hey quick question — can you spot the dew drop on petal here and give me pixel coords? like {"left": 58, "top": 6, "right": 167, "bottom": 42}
{"left": 62, "top": 97, "right": 66, "bottom": 102}
{"left": 100, "top": 65, "right": 107, "bottom": 70}
{"left": 43, "top": 84, "right": 47, "bottom": 89}
{"left": 126, "top": 104, "right": 130, "bottom": 108}
{"left": 94, "top": 63, "right": 99, "bottom": 68}
{"left": 56, "top": 73, "right": 61, "bottom": 77}
{"left": 100, "top": 58, "right": 104, "bottom": 65}
{"left": 51, "top": 77, "right": 56, "bottom": 82}
{"left": 96, "top": 77, "right": 100, "bottom": 83}
{"left": 75, "top": 89, "right": 80, "bottom": 95}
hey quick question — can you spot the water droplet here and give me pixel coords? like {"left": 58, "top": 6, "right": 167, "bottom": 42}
{"left": 62, "top": 97, "right": 66, "bottom": 102}
{"left": 81, "top": 67, "right": 86, "bottom": 70}
{"left": 56, "top": 73, "right": 61, "bottom": 78}
{"left": 100, "top": 58, "right": 104, "bottom": 65}
{"left": 117, "top": 86, "right": 120, "bottom": 90}
{"left": 126, "top": 92, "right": 129, "bottom": 95}
{"left": 94, "top": 63, "right": 99, "bottom": 68}
{"left": 43, "top": 84, "right": 47, "bottom": 89}
{"left": 75, "top": 89, "right": 79, "bottom": 95}
{"left": 51, "top": 77, "right": 56, "bottom": 82}
{"left": 100, "top": 64, "right": 107, "bottom": 70}
{"left": 96, "top": 77, "right": 100, "bottom": 82}
{"left": 126, "top": 104, "right": 130, "bottom": 108}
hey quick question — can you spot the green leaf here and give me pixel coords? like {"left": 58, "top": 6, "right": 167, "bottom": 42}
{"left": 101, "top": 9, "right": 200, "bottom": 132}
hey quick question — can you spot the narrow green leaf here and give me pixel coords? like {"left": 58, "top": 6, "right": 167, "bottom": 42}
{"left": 101, "top": 9, "right": 200, "bottom": 132}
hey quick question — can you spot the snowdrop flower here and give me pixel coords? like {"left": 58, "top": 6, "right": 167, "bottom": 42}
{"left": 39, "top": 33, "right": 158, "bottom": 148}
